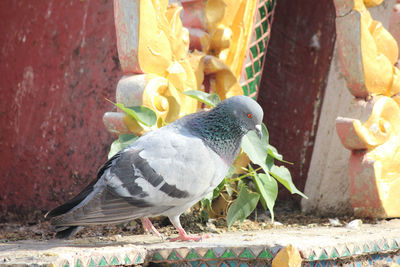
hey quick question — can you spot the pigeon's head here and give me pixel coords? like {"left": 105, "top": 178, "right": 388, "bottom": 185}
{"left": 217, "top": 95, "right": 264, "bottom": 138}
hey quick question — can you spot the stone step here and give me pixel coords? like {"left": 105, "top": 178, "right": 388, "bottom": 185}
{"left": 1, "top": 219, "right": 400, "bottom": 266}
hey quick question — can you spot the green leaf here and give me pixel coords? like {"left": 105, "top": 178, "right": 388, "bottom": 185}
{"left": 241, "top": 123, "right": 270, "bottom": 172}
{"left": 106, "top": 98, "right": 157, "bottom": 127}
{"left": 108, "top": 134, "right": 138, "bottom": 159}
{"left": 266, "top": 154, "right": 275, "bottom": 170}
{"left": 267, "top": 144, "right": 292, "bottom": 164}
{"left": 226, "top": 185, "right": 260, "bottom": 228}
{"left": 267, "top": 145, "right": 282, "bottom": 160}
{"left": 269, "top": 165, "right": 308, "bottom": 199}
{"left": 115, "top": 103, "right": 157, "bottom": 127}
{"left": 200, "top": 194, "right": 212, "bottom": 210}
{"left": 184, "top": 90, "right": 221, "bottom": 107}
{"left": 253, "top": 173, "right": 278, "bottom": 221}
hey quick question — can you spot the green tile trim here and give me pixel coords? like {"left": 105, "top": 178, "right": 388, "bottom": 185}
{"left": 134, "top": 254, "right": 143, "bottom": 264}
{"left": 98, "top": 257, "right": 107, "bottom": 266}
{"left": 258, "top": 249, "right": 273, "bottom": 259}
{"left": 88, "top": 259, "right": 97, "bottom": 267}
{"left": 124, "top": 255, "right": 132, "bottom": 265}
{"left": 250, "top": 46, "right": 258, "bottom": 59}
{"left": 221, "top": 249, "right": 236, "bottom": 259}
{"left": 248, "top": 80, "right": 256, "bottom": 94}
{"left": 319, "top": 250, "right": 329, "bottom": 260}
{"left": 262, "top": 20, "right": 268, "bottom": 33}
{"left": 259, "top": 6, "right": 266, "bottom": 18}
{"left": 330, "top": 248, "right": 339, "bottom": 259}
{"left": 266, "top": 0, "right": 273, "bottom": 12}
{"left": 239, "top": 248, "right": 255, "bottom": 259}
{"left": 255, "top": 26, "right": 262, "bottom": 39}
{"left": 342, "top": 248, "right": 351, "bottom": 257}
{"left": 363, "top": 244, "right": 370, "bottom": 253}
{"left": 246, "top": 66, "right": 254, "bottom": 80}
{"left": 75, "top": 259, "right": 83, "bottom": 267}
{"left": 392, "top": 240, "right": 399, "bottom": 250}
{"left": 307, "top": 252, "right": 317, "bottom": 261}
{"left": 372, "top": 243, "right": 380, "bottom": 253}
{"left": 168, "top": 250, "right": 180, "bottom": 261}
{"left": 383, "top": 241, "right": 390, "bottom": 251}
{"left": 204, "top": 249, "right": 217, "bottom": 259}
{"left": 258, "top": 41, "right": 265, "bottom": 53}
{"left": 151, "top": 252, "right": 164, "bottom": 262}
{"left": 109, "top": 256, "right": 119, "bottom": 266}
{"left": 242, "top": 84, "right": 249, "bottom": 96}
{"left": 186, "top": 250, "right": 201, "bottom": 260}
{"left": 254, "top": 60, "right": 261, "bottom": 73}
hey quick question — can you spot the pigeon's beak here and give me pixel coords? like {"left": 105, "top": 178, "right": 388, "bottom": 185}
{"left": 255, "top": 124, "right": 262, "bottom": 139}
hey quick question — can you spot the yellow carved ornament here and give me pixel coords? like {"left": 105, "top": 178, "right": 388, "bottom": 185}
{"left": 123, "top": 0, "right": 258, "bottom": 135}
{"left": 354, "top": 0, "right": 400, "bottom": 96}
{"left": 352, "top": 97, "right": 400, "bottom": 216}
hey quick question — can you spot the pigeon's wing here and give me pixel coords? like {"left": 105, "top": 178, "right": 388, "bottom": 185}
{"left": 51, "top": 126, "right": 229, "bottom": 226}
{"left": 119, "top": 125, "right": 231, "bottom": 209}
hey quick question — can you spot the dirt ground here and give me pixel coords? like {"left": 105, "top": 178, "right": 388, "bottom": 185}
{"left": 0, "top": 201, "right": 378, "bottom": 242}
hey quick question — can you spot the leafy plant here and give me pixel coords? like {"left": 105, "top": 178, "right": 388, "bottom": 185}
{"left": 108, "top": 91, "right": 307, "bottom": 227}
{"left": 185, "top": 90, "right": 307, "bottom": 227}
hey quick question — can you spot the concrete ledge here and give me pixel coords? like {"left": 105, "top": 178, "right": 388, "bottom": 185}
{"left": 1, "top": 220, "right": 400, "bottom": 266}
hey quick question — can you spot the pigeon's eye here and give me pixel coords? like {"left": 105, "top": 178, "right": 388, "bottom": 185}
{"left": 247, "top": 113, "right": 253, "bottom": 119}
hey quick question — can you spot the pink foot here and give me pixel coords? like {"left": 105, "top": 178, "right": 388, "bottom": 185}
{"left": 169, "top": 227, "right": 210, "bottom": 242}
{"left": 141, "top": 217, "right": 162, "bottom": 238}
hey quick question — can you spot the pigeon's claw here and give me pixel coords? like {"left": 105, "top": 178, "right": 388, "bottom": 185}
{"left": 141, "top": 217, "right": 163, "bottom": 238}
{"left": 169, "top": 227, "right": 210, "bottom": 242}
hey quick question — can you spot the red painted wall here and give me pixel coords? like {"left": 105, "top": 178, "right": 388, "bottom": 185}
{"left": 0, "top": 0, "right": 121, "bottom": 220}
{"left": 259, "top": 0, "right": 336, "bottom": 201}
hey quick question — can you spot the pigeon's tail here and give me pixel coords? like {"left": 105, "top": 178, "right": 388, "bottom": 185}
{"left": 54, "top": 226, "right": 83, "bottom": 239}
{"left": 45, "top": 153, "right": 118, "bottom": 219}
{"left": 45, "top": 179, "right": 98, "bottom": 219}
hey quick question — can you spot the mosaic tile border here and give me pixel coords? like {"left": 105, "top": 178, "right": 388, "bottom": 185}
{"left": 303, "top": 252, "right": 400, "bottom": 267}
{"left": 149, "top": 246, "right": 277, "bottom": 267}
{"left": 301, "top": 238, "right": 400, "bottom": 261}
{"left": 240, "top": 0, "right": 276, "bottom": 98}
{"left": 59, "top": 251, "right": 145, "bottom": 267}
{"left": 149, "top": 246, "right": 278, "bottom": 264}
{"left": 146, "top": 239, "right": 400, "bottom": 267}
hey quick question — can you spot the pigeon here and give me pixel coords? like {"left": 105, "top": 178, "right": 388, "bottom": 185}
{"left": 45, "top": 95, "right": 264, "bottom": 241}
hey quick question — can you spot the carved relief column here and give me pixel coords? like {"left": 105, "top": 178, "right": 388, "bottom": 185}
{"left": 103, "top": 0, "right": 277, "bottom": 138}
{"left": 335, "top": 0, "right": 400, "bottom": 218}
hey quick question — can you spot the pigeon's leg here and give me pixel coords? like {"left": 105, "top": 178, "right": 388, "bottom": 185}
{"left": 141, "top": 217, "right": 162, "bottom": 238}
{"left": 168, "top": 215, "right": 210, "bottom": 242}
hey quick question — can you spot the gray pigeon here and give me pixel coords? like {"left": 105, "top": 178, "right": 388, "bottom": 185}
{"left": 45, "top": 95, "right": 264, "bottom": 241}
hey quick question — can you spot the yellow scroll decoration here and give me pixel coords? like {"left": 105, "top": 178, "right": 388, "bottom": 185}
{"left": 354, "top": 0, "right": 400, "bottom": 96}
{"left": 351, "top": 97, "right": 400, "bottom": 216}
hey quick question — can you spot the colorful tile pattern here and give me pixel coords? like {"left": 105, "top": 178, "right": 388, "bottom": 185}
{"left": 143, "top": 239, "right": 400, "bottom": 267}
{"left": 58, "top": 252, "right": 145, "bottom": 267}
{"left": 149, "top": 247, "right": 276, "bottom": 267}
{"left": 240, "top": 0, "right": 276, "bottom": 98}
